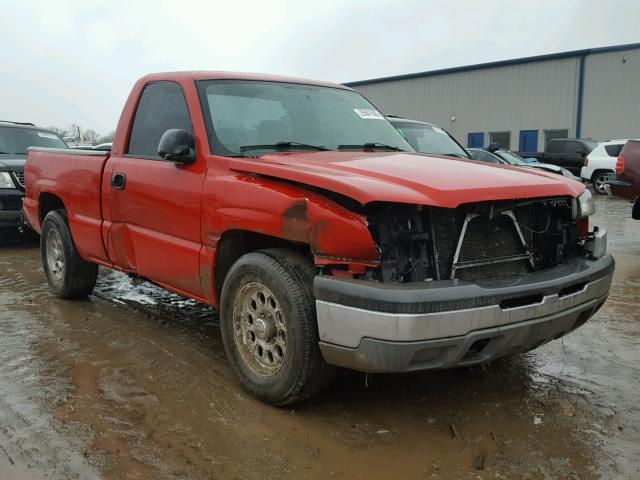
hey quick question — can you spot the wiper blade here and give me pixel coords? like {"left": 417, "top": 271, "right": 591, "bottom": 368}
{"left": 240, "top": 141, "right": 329, "bottom": 152}
{"left": 338, "top": 142, "right": 405, "bottom": 152}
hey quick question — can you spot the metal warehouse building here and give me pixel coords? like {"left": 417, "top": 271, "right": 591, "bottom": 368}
{"left": 344, "top": 43, "right": 640, "bottom": 152}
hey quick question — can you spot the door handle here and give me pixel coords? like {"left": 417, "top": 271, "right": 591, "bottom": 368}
{"left": 111, "top": 173, "right": 126, "bottom": 190}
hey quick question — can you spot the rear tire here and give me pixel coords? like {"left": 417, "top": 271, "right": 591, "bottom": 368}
{"left": 41, "top": 210, "right": 98, "bottom": 298}
{"left": 591, "top": 171, "right": 610, "bottom": 195}
{"left": 220, "top": 248, "right": 334, "bottom": 405}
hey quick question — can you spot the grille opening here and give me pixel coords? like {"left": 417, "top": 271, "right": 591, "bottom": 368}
{"left": 365, "top": 197, "right": 580, "bottom": 284}
{"left": 462, "top": 338, "right": 491, "bottom": 359}
{"left": 559, "top": 282, "right": 587, "bottom": 298}
{"left": 499, "top": 294, "right": 544, "bottom": 310}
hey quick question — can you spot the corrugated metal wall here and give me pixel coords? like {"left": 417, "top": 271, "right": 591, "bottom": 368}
{"left": 351, "top": 48, "right": 639, "bottom": 150}
{"left": 582, "top": 49, "right": 640, "bottom": 140}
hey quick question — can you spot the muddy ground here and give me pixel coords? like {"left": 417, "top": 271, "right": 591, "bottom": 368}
{"left": 0, "top": 194, "right": 638, "bottom": 480}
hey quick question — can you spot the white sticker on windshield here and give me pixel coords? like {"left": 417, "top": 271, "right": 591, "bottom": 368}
{"left": 353, "top": 108, "right": 384, "bottom": 120}
{"left": 431, "top": 127, "right": 447, "bottom": 135}
{"left": 37, "top": 132, "right": 59, "bottom": 139}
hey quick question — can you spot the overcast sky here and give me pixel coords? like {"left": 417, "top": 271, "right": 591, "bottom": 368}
{"left": 1, "top": 0, "right": 638, "bottom": 134}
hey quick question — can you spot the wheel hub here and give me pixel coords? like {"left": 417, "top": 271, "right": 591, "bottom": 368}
{"left": 232, "top": 282, "right": 287, "bottom": 376}
{"left": 254, "top": 314, "right": 276, "bottom": 341}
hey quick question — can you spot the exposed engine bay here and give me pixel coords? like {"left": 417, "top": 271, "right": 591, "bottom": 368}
{"left": 363, "top": 197, "right": 584, "bottom": 283}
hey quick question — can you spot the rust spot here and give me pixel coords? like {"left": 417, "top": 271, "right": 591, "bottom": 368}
{"left": 282, "top": 201, "right": 309, "bottom": 242}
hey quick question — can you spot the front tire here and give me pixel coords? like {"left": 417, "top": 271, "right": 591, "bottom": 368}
{"left": 220, "top": 249, "right": 334, "bottom": 405}
{"left": 41, "top": 210, "right": 98, "bottom": 298}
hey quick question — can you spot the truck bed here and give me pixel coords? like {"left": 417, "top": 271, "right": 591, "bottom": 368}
{"left": 23, "top": 147, "right": 111, "bottom": 264}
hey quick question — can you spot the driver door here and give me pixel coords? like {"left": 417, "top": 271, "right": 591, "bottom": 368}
{"left": 107, "top": 81, "right": 205, "bottom": 297}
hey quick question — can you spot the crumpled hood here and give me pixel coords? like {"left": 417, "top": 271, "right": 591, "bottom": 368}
{"left": 229, "top": 151, "right": 585, "bottom": 208}
{"left": 0, "top": 154, "right": 26, "bottom": 172}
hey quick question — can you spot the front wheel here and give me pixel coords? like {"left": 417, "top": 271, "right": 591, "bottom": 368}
{"left": 41, "top": 210, "right": 98, "bottom": 298}
{"left": 220, "top": 249, "right": 334, "bottom": 405}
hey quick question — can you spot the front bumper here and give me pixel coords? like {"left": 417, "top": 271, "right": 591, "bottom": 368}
{"left": 314, "top": 254, "right": 614, "bottom": 373}
{"left": 0, "top": 188, "right": 26, "bottom": 228}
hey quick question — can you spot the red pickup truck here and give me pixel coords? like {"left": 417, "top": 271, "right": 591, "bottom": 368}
{"left": 24, "top": 72, "right": 614, "bottom": 405}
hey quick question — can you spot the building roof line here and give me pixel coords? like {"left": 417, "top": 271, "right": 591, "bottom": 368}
{"left": 343, "top": 42, "right": 640, "bottom": 87}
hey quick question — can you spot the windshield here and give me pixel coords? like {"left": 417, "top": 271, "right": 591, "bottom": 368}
{"left": 0, "top": 127, "right": 67, "bottom": 154}
{"left": 198, "top": 80, "right": 413, "bottom": 156}
{"left": 496, "top": 150, "right": 526, "bottom": 165}
{"left": 390, "top": 121, "right": 468, "bottom": 157}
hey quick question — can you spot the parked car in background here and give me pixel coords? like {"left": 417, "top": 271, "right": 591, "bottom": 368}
{"left": 581, "top": 140, "right": 631, "bottom": 194}
{"left": 468, "top": 146, "right": 580, "bottom": 181}
{"left": 518, "top": 138, "right": 598, "bottom": 176}
{"left": 93, "top": 142, "right": 112, "bottom": 151}
{"left": 605, "top": 140, "right": 640, "bottom": 219}
{"left": 387, "top": 116, "right": 469, "bottom": 158}
{"left": 0, "top": 121, "right": 67, "bottom": 233}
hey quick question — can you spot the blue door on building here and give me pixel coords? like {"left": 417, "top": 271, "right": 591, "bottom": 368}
{"left": 519, "top": 130, "right": 538, "bottom": 152}
{"left": 468, "top": 132, "right": 484, "bottom": 148}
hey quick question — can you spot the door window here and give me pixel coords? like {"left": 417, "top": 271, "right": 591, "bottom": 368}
{"left": 546, "top": 140, "right": 563, "bottom": 153}
{"left": 604, "top": 144, "right": 624, "bottom": 157}
{"left": 563, "top": 141, "right": 582, "bottom": 154}
{"left": 128, "top": 82, "right": 193, "bottom": 158}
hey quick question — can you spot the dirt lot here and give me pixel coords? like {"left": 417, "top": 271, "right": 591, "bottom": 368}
{"left": 0, "top": 194, "right": 638, "bottom": 480}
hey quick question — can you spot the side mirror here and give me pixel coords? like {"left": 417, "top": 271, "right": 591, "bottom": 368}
{"left": 487, "top": 142, "right": 500, "bottom": 153}
{"left": 158, "top": 129, "right": 196, "bottom": 163}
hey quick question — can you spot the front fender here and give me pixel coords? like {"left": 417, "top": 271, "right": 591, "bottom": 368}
{"left": 201, "top": 172, "right": 379, "bottom": 264}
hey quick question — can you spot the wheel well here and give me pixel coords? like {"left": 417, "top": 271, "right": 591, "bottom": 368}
{"left": 214, "top": 230, "right": 313, "bottom": 298}
{"left": 39, "top": 193, "right": 65, "bottom": 222}
{"left": 591, "top": 169, "right": 614, "bottom": 181}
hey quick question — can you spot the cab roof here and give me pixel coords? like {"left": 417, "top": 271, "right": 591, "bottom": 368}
{"left": 138, "top": 71, "right": 353, "bottom": 91}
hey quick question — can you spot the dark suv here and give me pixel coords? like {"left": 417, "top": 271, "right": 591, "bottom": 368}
{"left": 518, "top": 138, "right": 598, "bottom": 176}
{"left": 0, "top": 121, "right": 67, "bottom": 232}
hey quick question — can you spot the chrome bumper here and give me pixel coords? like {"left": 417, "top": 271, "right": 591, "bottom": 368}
{"left": 314, "top": 254, "right": 614, "bottom": 372}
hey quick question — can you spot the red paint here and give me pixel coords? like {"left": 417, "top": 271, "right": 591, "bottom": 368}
{"left": 23, "top": 71, "right": 590, "bottom": 307}
{"left": 612, "top": 142, "right": 640, "bottom": 201}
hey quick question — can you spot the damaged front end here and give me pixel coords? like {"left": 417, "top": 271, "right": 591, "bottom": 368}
{"left": 360, "top": 196, "right": 589, "bottom": 284}
{"left": 314, "top": 194, "right": 614, "bottom": 373}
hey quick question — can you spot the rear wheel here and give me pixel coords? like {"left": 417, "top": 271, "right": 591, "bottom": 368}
{"left": 591, "top": 171, "right": 610, "bottom": 195}
{"left": 41, "top": 210, "right": 98, "bottom": 298}
{"left": 220, "top": 249, "right": 334, "bottom": 405}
